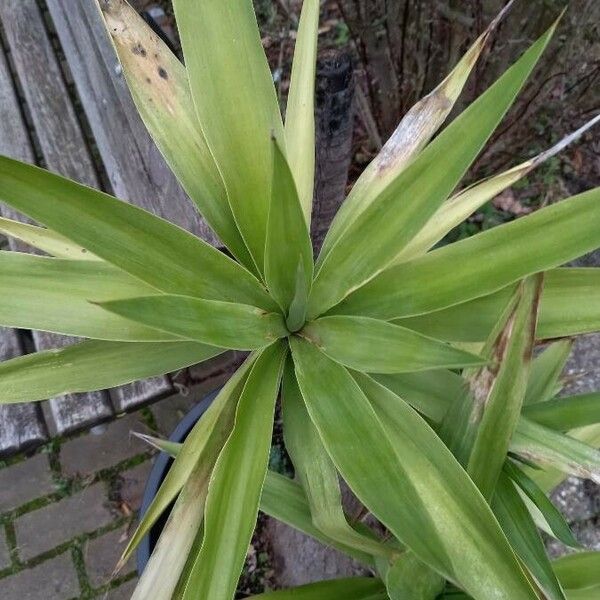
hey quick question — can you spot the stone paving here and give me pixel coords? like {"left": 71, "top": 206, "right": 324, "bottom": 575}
{"left": 0, "top": 362, "right": 231, "bottom": 599}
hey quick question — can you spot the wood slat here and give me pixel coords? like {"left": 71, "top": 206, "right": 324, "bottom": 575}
{"left": 0, "top": 0, "right": 114, "bottom": 435}
{"left": 45, "top": 0, "right": 219, "bottom": 244}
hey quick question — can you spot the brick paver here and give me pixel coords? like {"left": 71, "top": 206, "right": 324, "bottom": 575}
{"left": 84, "top": 525, "right": 135, "bottom": 588}
{"left": 0, "top": 454, "right": 55, "bottom": 512}
{"left": 0, "top": 552, "right": 79, "bottom": 600}
{"left": 60, "top": 414, "right": 149, "bottom": 478}
{"left": 119, "top": 462, "right": 153, "bottom": 514}
{"left": 14, "top": 483, "right": 116, "bottom": 560}
{"left": 0, "top": 529, "right": 10, "bottom": 571}
{"left": 105, "top": 577, "right": 137, "bottom": 599}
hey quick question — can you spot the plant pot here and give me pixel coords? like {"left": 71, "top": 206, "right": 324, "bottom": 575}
{"left": 136, "top": 388, "right": 221, "bottom": 575}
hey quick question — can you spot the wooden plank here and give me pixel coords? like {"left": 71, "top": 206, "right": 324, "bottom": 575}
{"left": 45, "top": 0, "right": 219, "bottom": 245}
{"left": 0, "top": 329, "right": 48, "bottom": 457}
{"left": 0, "top": 0, "right": 114, "bottom": 434}
{"left": 0, "top": 26, "right": 49, "bottom": 455}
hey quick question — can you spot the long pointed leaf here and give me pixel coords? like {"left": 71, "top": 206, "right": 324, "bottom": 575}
{"left": 301, "top": 316, "right": 485, "bottom": 373}
{"left": 309, "top": 23, "right": 558, "bottom": 317}
{"left": 290, "top": 337, "right": 538, "bottom": 600}
{"left": 337, "top": 188, "right": 600, "bottom": 320}
{"left": 395, "top": 114, "right": 600, "bottom": 263}
{"left": 180, "top": 342, "right": 287, "bottom": 600}
{"left": 524, "top": 392, "right": 600, "bottom": 431}
{"left": 525, "top": 339, "right": 573, "bottom": 405}
{"left": 265, "top": 140, "right": 313, "bottom": 319}
{"left": 251, "top": 577, "right": 388, "bottom": 599}
{"left": 493, "top": 472, "right": 566, "bottom": 600}
{"left": 121, "top": 356, "right": 256, "bottom": 567}
{"left": 282, "top": 361, "right": 393, "bottom": 559}
{"left": 0, "top": 252, "right": 173, "bottom": 341}
{"left": 466, "top": 276, "right": 541, "bottom": 499}
{"left": 98, "top": 294, "right": 287, "bottom": 349}
{"left": 513, "top": 418, "right": 600, "bottom": 484}
{"left": 0, "top": 157, "right": 276, "bottom": 310}
{"left": 0, "top": 217, "right": 100, "bottom": 260}
{"left": 96, "top": 0, "right": 254, "bottom": 270}
{"left": 285, "top": 0, "right": 319, "bottom": 221}
{"left": 552, "top": 552, "right": 600, "bottom": 592}
{"left": 174, "top": 0, "right": 285, "bottom": 271}
{"left": 394, "top": 269, "right": 600, "bottom": 342}
{"left": 0, "top": 340, "right": 222, "bottom": 404}
{"left": 319, "top": 3, "right": 514, "bottom": 261}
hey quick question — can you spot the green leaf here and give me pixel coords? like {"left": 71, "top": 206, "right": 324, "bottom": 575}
{"left": 98, "top": 294, "right": 287, "bottom": 350}
{"left": 290, "top": 336, "right": 538, "bottom": 600}
{"left": 0, "top": 156, "right": 276, "bottom": 310}
{"left": 309, "top": 23, "right": 558, "bottom": 318}
{"left": 319, "top": 4, "right": 514, "bottom": 262}
{"left": 0, "top": 216, "right": 100, "bottom": 260}
{"left": 464, "top": 276, "right": 541, "bottom": 499}
{"left": 0, "top": 339, "right": 222, "bottom": 404}
{"left": 373, "top": 370, "right": 465, "bottom": 424}
{"left": 385, "top": 552, "right": 445, "bottom": 600}
{"left": 174, "top": 0, "right": 285, "bottom": 271}
{"left": 526, "top": 425, "right": 600, "bottom": 493}
{"left": 250, "top": 577, "right": 388, "bottom": 599}
{"left": 394, "top": 114, "right": 600, "bottom": 263}
{"left": 524, "top": 392, "right": 600, "bottom": 431}
{"left": 285, "top": 0, "right": 319, "bottom": 221}
{"left": 524, "top": 339, "right": 573, "bottom": 405}
{"left": 180, "top": 342, "right": 287, "bottom": 600}
{"left": 0, "top": 251, "right": 174, "bottom": 341}
{"left": 265, "top": 139, "right": 313, "bottom": 318}
{"left": 513, "top": 418, "right": 600, "bottom": 484}
{"left": 260, "top": 471, "right": 375, "bottom": 567}
{"left": 552, "top": 552, "right": 600, "bottom": 591}
{"left": 97, "top": 0, "right": 254, "bottom": 271}
{"left": 282, "top": 360, "right": 394, "bottom": 559}
{"left": 394, "top": 269, "right": 600, "bottom": 342}
{"left": 301, "top": 316, "right": 485, "bottom": 373}
{"left": 120, "top": 357, "right": 255, "bottom": 568}
{"left": 337, "top": 188, "right": 600, "bottom": 320}
{"left": 504, "top": 461, "right": 579, "bottom": 549}
{"left": 492, "top": 472, "right": 566, "bottom": 600}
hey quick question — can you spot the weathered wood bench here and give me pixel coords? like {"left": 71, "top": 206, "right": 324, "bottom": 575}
{"left": 0, "top": 0, "right": 354, "bottom": 457}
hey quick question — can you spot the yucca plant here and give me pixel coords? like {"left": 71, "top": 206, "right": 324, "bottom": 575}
{"left": 1, "top": 0, "right": 600, "bottom": 598}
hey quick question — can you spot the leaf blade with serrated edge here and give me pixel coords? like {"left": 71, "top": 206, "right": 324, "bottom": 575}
{"left": 309, "top": 22, "right": 558, "bottom": 318}
{"left": 282, "top": 360, "right": 394, "bottom": 559}
{"left": 318, "top": 2, "right": 515, "bottom": 263}
{"left": 174, "top": 0, "right": 285, "bottom": 272}
{"left": 96, "top": 0, "right": 254, "bottom": 271}
{"left": 336, "top": 188, "right": 600, "bottom": 321}
{"left": 0, "top": 340, "right": 222, "bottom": 404}
{"left": 290, "top": 336, "right": 538, "bottom": 600}
{"left": 0, "top": 157, "right": 276, "bottom": 310}
{"left": 301, "top": 315, "right": 485, "bottom": 373}
{"left": 265, "top": 139, "right": 313, "bottom": 319}
{"left": 285, "top": 0, "right": 319, "bottom": 222}
{"left": 180, "top": 342, "right": 287, "bottom": 600}
{"left": 98, "top": 294, "right": 287, "bottom": 350}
